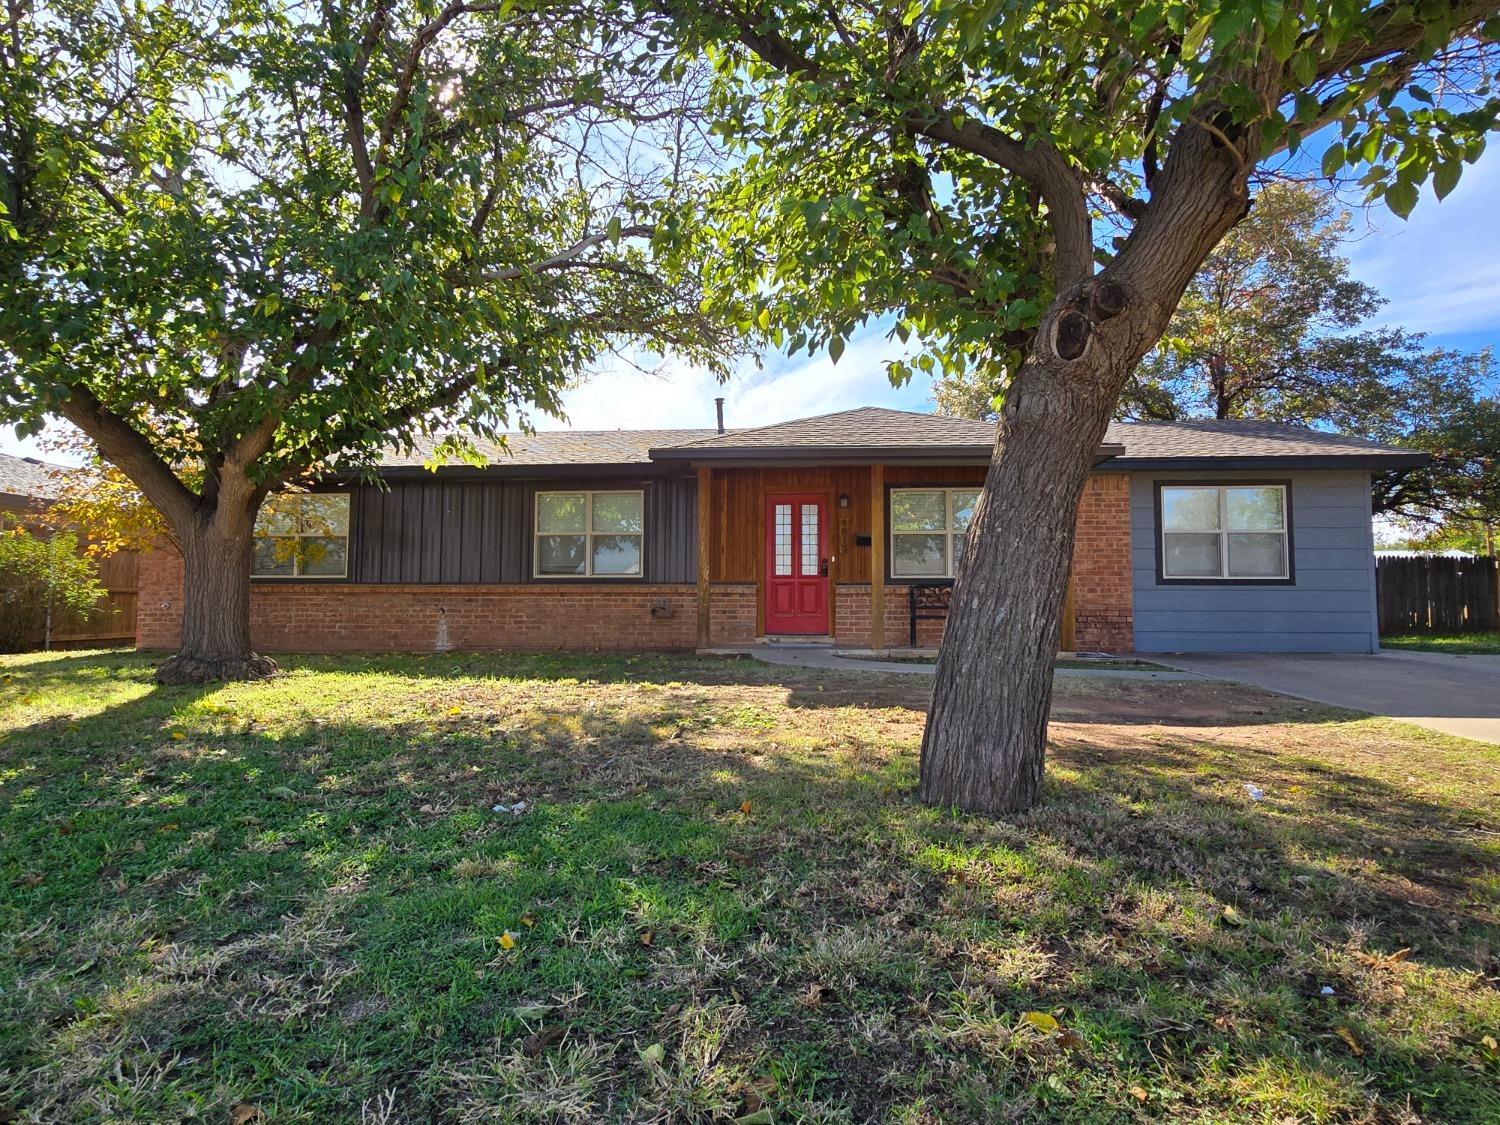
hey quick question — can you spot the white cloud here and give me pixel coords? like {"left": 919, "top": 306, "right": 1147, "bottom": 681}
{"left": 1344, "top": 150, "right": 1500, "bottom": 337}
{"left": 542, "top": 322, "right": 938, "bottom": 432}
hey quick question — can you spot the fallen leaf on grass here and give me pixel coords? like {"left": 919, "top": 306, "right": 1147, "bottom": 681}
{"left": 640, "top": 1042, "right": 666, "bottom": 1066}
{"left": 1334, "top": 1026, "right": 1364, "bottom": 1056}
{"left": 739, "top": 1075, "right": 778, "bottom": 1113}
{"left": 229, "top": 1103, "right": 262, "bottom": 1125}
{"left": 1020, "top": 1011, "right": 1060, "bottom": 1035}
{"left": 1355, "top": 947, "right": 1412, "bottom": 969}
{"left": 1220, "top": 905, "right": 1246, "bottom": 927}
{"left": 1057, "top": 1029, "right": 1086, "bottom": 1051}
{"left": 521, "top": 1025, "right": 566, "bottom": 1057}
{"left": 739, "top": 799, "right": 752, "bottom": 815}
{"left": 639, "top": 929, "right": 655, "bottom": 947}
{"left": 734, "top": 1111, "right": 774, "bottom": 1125}
{"left": 498, "top": 931, "right": 516, "bottom": 950}
{"left": 519, "top": 912, "right": 536, "bottom": 929}
{"left": 1127, "top": 1086, "right": 1149, "bottom": 1103}
{"left": 13, "top": 873, "right": 42, "bottom": 888}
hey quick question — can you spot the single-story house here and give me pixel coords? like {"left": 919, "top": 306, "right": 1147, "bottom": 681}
{"left": 135, "top": 407, "right": 1425, "bottom": 655}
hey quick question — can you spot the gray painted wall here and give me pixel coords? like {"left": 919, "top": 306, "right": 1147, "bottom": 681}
{"left": 1128, "top": 469, "right": 1380, "bottom": 653}
{"left": 346, "top": 475, "right": 697, "bottom": 585}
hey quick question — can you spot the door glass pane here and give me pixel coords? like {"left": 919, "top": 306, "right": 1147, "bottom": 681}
{"left": 1226, "top": 486, "right": 1284, "bottom": 530}
{"left": 537, "top": 493, "right": 586, "bottom": 533}
{"left": 592, "top": 493, "right": 643, "bottom": 533}
{"left": 1228, "top": 532, "right": 1286, "bottom": 577}
{"left": 538, "top": 534, "right": 587, "bottom": 574}
{"left": 800, "top": 504, "right": 819, "bottom": 576}
{"left": 252, "top": 537, "right": 296, "bottom": 576}
{"left": 774, "top": 503, "right": 792, "bottom": 577}
{"left": 951, "top": 490, "right": 979, "bottom": 531}
{"left": 592, "top": 534, "right": 642, "bottom": 575}
{"left": 299, "top": 537, "right": 347, "bottom": 576}
{"left": 891, "top": 490, "right": 946, "bottom": 532}
{"left": 1164, "top": 532, "right": 1223, "bottom": 577}
{"left": 893, "top": 534, "right": 946, "bottom": 577}
{"left": 1162, "top": 487, "right": 1221, "bottom": 531}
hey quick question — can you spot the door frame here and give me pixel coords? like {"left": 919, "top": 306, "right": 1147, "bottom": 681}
{"left": 762, "top": 491, "right": 831, "bottom": 636}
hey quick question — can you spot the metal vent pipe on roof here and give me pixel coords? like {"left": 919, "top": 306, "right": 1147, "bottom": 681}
{"left": 714, "top": 397, "right": 725, "bottom": 434}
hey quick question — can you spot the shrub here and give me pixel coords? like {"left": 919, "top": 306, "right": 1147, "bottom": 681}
{"left": 0, "top": 518, "right": 105, "bottom": 652}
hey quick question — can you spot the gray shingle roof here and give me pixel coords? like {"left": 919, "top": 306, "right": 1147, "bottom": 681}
{"left": 0, "top": 451, "right": 75, "bottom": 501}
{"left": 381, "top": 409, "right": 1426, "bottom": 471}
{"left": 381, "top": 428, "right": 720, "bottom": 469}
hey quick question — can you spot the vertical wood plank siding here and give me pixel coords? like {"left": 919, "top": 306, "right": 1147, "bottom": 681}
{"left": 347, "top": 476, "right": 697, "bottom": 585}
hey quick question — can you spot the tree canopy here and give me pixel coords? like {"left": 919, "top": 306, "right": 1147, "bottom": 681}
{"left": 0, "top": 0, "right": 732, "bottom": 678}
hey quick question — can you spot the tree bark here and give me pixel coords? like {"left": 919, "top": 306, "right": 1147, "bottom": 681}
{"left": 918, "top": 315, "right": 1140, "bottom": 813}
{"left": 920, "top": 120, "right": 1252, "bottom": 814}
{"left": 155, "top": 497, "right": 276, "bottom": 685}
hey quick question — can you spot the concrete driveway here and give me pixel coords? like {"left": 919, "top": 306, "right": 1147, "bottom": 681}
{"left": 1150, "top": 650, "right": 1500, "bottom": 745}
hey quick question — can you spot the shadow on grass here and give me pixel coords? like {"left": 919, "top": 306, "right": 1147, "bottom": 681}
{"left": 1, "top": 650, "right": 1497, "bottom": 1122}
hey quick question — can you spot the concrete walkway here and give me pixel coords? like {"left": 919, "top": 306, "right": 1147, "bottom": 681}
{"left": 1149, "top": 650, "right": 1500, "bottom": 745}
{"left": 708, "top": 644, "right": 1202, "bottom": 681}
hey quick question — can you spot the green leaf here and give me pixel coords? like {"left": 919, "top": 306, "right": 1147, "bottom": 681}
{"left": 1320, "top": 142, "right": 1345, "bottom": 178}
{"left": 606, "top": 216, "right": 622, "bottom": 244}
{"left": 1433, "top": 159, "right": 1462, "bottom": 201}
{"left": 1385, "top": 179, "right": 1419, "bottom": 219}
{"left": 1181, "top": 14, "right": 1213, "bottom": 56}
{"left": 828, "top": 334, "right": 845, "bottom": 364}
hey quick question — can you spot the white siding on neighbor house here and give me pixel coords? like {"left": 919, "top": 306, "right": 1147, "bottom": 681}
{"left": 1129, "top": 469, "right": 1380, "bottom": 653}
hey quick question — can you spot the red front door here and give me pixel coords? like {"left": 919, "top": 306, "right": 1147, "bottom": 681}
{"left": 764, "top": 493, "right": 829, "bottom": 635}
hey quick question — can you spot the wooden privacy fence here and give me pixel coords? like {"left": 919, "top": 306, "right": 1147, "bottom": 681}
{"left": 1376, "top": 554, "right": 1500, "bottom": 634}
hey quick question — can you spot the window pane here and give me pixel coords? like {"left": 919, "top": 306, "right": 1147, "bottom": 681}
{"left": 952, "top": 530, "right": 968, "bottom": 571}
{"left": 891, "top": 490, "right": 946, "bottom": 532}
{"left": 252, "top": 537, "right": 296, "bottom": 576}
{"left": 256, "top": 499, "right": 298, "bottom": 536}
{"left": 893, "top": 534, "right": 946, "bottom": 577}
{"left": 592, "top": 492, "right": 643, "bottom": 533}
{"left": 1162, "top": 487, "right": 1221, "bottom": 531}
{"left": 592, "top": 534, "right": 642, "bottom": 575}
{"left": 800, "top": 504, "right": 819, "bottom": 576}
{"left": 537, "top": 493, "right": 586, "bottom": 533}
{"left": 951, "top": 490, "right": 979, "bottom": 532}
{"left": 1164, "top": 532, "right": 1222, "bottom": 577}
{"left": 299, "top": 494, "right": 349, "bottom": 535}
{"left": 774, "top": 503, "right": 792, "bottom": 577}
{"left": 1226, "top": 486, "right": 1284, "bottom": 531}
{"left": 299, "top": 536, "right": 347, "bottom": 577}
{"left": 538, "top": 534, "right": 587, "bottom": 574}
{"left": 1228, "top": 532, "right": 1286, "bottom": 577}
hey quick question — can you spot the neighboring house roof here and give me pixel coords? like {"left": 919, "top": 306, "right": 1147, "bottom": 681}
{"left": 0, "top": 451, "right": 75, "bottom": 504}
{"left": 378, "top": 407, "right": 1427, "bottom": 474}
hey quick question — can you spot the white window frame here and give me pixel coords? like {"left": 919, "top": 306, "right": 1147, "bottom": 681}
{"left": 533, "top": 489, "right": 645, "bottom": 579}
{"left": 889, "top": 487, "right": 979, "bottom": 580}
{"left": 251, "top": 493, "right": 350, "bottom": 579}
{"left": 1159, "top": 483, "right": 1290, "bottom": 581}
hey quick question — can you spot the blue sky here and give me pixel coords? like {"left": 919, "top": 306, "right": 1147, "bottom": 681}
{"left": 6, "top": 146, "right": 1498, "bottom": 459}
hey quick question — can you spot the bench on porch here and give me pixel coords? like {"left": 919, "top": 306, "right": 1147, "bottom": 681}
{"left": 907, "top": 583, "right": 952, "bottom": 647}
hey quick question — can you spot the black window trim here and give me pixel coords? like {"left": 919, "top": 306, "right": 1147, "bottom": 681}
{"left": 1153, "top": 478, "right": 1296, "bottom": 587}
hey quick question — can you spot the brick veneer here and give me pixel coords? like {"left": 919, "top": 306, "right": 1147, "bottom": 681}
{"left": 1070, "top": 472, "right": 1134, "bottom": 652}
{"left": 135, "top": 471, "right": 1136, "bottom": 654}
{"left": 136, "top": 550, "right": 701, "bottom": 652}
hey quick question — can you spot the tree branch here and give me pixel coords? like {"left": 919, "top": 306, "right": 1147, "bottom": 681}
{"left": 58, "top": 385, "right": 201, "bottom": 530}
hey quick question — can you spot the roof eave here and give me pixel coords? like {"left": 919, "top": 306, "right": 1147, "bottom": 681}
{"left": 1101, "top": 452, "right": 1431, "bottom": 471}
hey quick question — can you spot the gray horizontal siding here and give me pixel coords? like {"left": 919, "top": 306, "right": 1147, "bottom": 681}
{"left": 348, "top": 475, "right": 696, "bottom": 585}
{"left": 1131, "top": 470, "right": 1378, "bottom": 654}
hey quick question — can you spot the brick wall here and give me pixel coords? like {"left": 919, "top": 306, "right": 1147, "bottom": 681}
{"left": 136, "top": 550, "right": 700, "bottom": 652}
{"left": 708, "top": 584, "right": 757, "bottom": 644}
{"left": 135, "top": 470, "right": 1136, "bottom": 654}
{"left": 1071, "top": 472, "right": 1134, "bottom": 652}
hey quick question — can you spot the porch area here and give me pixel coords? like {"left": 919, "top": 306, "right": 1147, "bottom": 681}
{"left": 689, "top": 464, "right": 1134, "bottom": 654}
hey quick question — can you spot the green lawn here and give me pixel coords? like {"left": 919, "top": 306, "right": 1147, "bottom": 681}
{"left": 1383, "top": 631, "right": 1500, "bottom": 655}
{"left": 3, "top": 651, "right": 1498, "bottom": 1123}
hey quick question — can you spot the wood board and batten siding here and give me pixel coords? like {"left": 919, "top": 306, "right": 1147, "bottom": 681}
{"left": 1129, "top": 470, "right": 1381, "bottom": 653}
{"left": 346, "top": 476, "right": 698, "bottom": 585}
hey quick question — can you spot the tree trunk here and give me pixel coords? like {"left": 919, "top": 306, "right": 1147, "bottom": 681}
{"left": 919, "top": 327, "right": 1136, "bottom": 813}
{"left": 155, "top": 506, "right": 276, "bottom": 684}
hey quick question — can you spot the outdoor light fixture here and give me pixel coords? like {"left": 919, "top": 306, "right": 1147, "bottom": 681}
{"left": 838, "top": 493, "right": 850, "bottom": 508}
